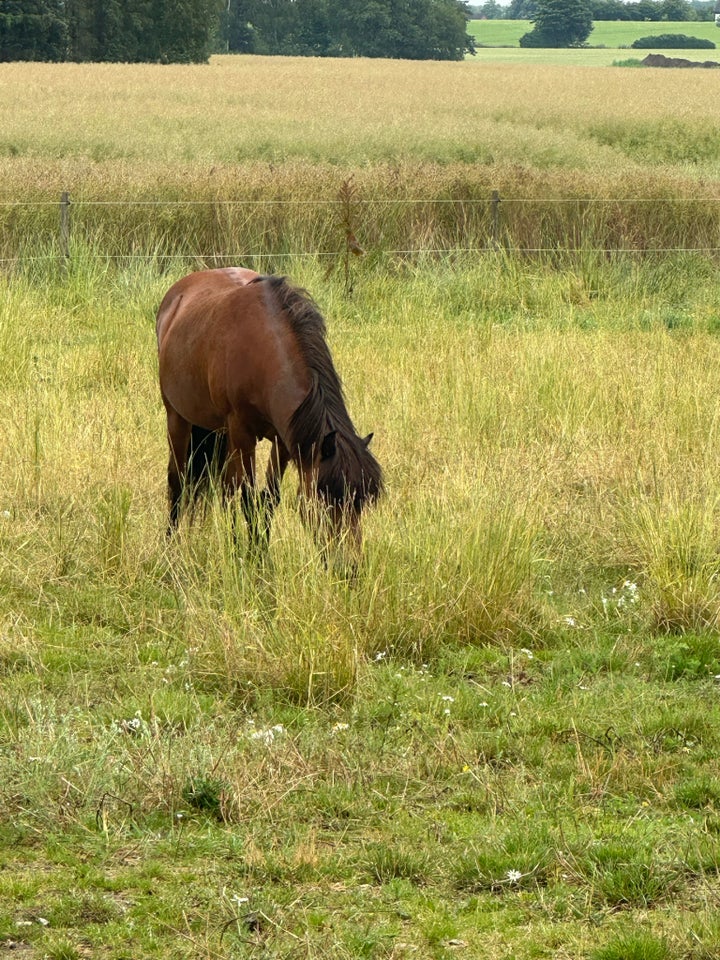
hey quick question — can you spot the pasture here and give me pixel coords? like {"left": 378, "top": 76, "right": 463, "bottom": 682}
{"left": 470, "top": 19, "right": 720, "bottom": 62}
{"left": 2, "top": 53, "right": 720, "bottom": 960}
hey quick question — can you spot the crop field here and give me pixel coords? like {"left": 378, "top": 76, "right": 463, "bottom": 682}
{"left": 2, "top": 53, "right": 720, "bottom": 960}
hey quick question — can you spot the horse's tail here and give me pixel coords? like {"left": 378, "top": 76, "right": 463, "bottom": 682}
{"left": 186, "top": 425, "right": 227, "bottom": 500}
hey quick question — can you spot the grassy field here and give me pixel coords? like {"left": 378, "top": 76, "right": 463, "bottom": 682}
{"left": 470, "top": 18, "right": 720, "bottom": 60}
{"left": 3, "top": 52, "right": 720, "bottom": 960}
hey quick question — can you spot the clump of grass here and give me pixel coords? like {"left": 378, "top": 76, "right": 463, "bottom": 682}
{"left": 452, "top": 821, "right": 556, "bottom": 892}
{"left": 362, "top": 841, "right": 436, "bottom": 885}
{"left": 674, "top": 777, "right": 720, "bottom": 811}
{"left": 182, "top": 775, "right": 228, "bottom": 821}
{"left": 95, "top": 485, "right": 132, "bottom": 573}
{"left": 591, "top": 930, "right": 672, "bottom": 960}
{"left": 569, "top": 841, "right": 680, "bottom": 909}
{"left": 624, "top": 495, "right": 720, "bottom": 632}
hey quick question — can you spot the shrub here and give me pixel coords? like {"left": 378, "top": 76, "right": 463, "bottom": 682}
{"left": 632, "top": 34, "right": 716, "bottom": 49}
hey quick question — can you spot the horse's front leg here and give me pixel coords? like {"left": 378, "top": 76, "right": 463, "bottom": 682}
{"left": 165, "top": 406, "right": 192, "bottom": 534}
{"left": 260, "top": 438, "right": 291, "bottom": 546}
{"left": 223, "top": 421, "right": 263, "bottom": 556}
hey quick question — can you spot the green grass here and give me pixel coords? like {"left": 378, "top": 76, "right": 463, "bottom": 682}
{"left": 468, "top": 19, "right": 720, "bottom": 64}
{"left": 4, "top": 252, "right": 720, "bottom": 957}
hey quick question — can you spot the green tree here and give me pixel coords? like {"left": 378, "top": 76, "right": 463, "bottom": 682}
{"left": 479, "top": 0, "right": 505, "bottom": 18}
{"left": 140, "top": 0, "right": 221, "bottom": 61}
{"left": 507, "top": 0, "right": 538, "bottom": 17}
{"left": 0, "top": 0, "right": 67, "bottom": 60}
{"left": 519, "top": 0, "right": 592, "bottom": 45}
{"left": 661, "top": 0, "right": 691, "bottom": 18}
{"left": 330, "top": 0, "right": 472, "bottom": 59}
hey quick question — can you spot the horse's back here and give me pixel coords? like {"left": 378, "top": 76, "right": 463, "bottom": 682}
{"left": 156, "top": 267, "right": 309, "bottom": 437}
{"left": 156, "top": 267, "right": 262, "bottom": 342}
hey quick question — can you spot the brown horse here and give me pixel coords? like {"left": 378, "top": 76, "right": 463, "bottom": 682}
{"left": 156, "top": 267, "right": 383, "bottom": 557}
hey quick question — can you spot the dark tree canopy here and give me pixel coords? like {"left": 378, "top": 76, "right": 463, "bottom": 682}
{"left": 0, "top": 0, "right": 67, "bottom": 61}
{"left": 0, "top": 0, "right": 475, "bottom": 62}
{"left": 221, "top": 0, "right": 475, "bottom": 59}
{"left": 471, "top": 0, "right": 712, "bottom": 19}
{"left": 1, "top": 0, "right": 220, "bottom": 61}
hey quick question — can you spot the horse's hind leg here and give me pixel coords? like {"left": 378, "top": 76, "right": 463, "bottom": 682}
{"left": 165, "top": 407, "right": 192, "bottom": 532}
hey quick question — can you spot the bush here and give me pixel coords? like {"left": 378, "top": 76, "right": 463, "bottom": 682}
{"left": 632, "top": 34, "right": 716, "bottom": 49}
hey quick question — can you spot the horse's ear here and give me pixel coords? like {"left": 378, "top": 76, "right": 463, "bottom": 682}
{"left": 362, "top": 433, "right": 374, "bottom": 447}
{"left": 320, "top": 431, "right": 337, "bottom": 461}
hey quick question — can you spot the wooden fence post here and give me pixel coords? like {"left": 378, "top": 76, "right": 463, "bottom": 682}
{"left": 491, "top": 190, "right": 501, "bottom": 249}
{"left": 60, "top": 191, "right": 71, "bottom": 261}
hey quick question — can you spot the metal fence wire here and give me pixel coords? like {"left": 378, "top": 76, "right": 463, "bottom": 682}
{"left": 2, "top": 192, "right": 720, "bottom": 265}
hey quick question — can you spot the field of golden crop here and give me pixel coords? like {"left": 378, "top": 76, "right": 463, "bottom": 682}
{"left": 2, "top": 55, "right": 720, "bottom": 265}
{"left": 2, "top": 55, "right": 719, "bottom": 169}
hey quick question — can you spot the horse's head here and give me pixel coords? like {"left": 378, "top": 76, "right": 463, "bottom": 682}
{"left": 300, "top": 429, "right": 383, "bottom": 564}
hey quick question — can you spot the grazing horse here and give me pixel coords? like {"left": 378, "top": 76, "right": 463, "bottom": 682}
{"left": 155, "top": 267, "right": 383, "bottom": 556}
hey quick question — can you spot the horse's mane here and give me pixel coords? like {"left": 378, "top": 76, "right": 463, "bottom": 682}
{"left": 259, "top": 274, "right": 383, "bottom": 506}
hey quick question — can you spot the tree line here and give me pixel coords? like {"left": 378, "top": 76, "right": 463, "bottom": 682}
{"left": 472, "top": 0, "right": 716, "bottom": 20}
{"left": 0, "top": 0, "right": 475, "bottom": 63}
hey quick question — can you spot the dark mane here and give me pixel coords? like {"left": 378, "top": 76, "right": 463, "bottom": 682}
{"left": 261, "top": 274, "right": 383, "bottom": 508}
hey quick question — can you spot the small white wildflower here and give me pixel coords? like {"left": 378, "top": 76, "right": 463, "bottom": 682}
{"left": 563, "top": 616, "right": 577, "bottom": 628}
{"left": 502, "top": 680, "right": 512, "bottom": 688}
{"left": 520, "top": 648, "right": 534, "bottom": 659}
{"left": 578, "top": 684, "right": 589, "bottom": 691}
{"left": 506, "top": 869, "right": 522, "bottom": 884}
{"left": 444, "top": 709, "right": 451, "bottom": 715}
{"left": 231, "top": 895, "right": 249, "bottom": 906}
{"left": 16, "top": 921, "right": 32, "bottom": 928}
{"left": 374, "top": 651, "right": 387, "bottom": 662}
{"left": 330, "top": 722, "right": 349, "bottom": 735}
{"left": 1, "top": 510, "right": 10, "bottom": 519}
{"left": 478, "top": 702, "right": 489, "bottom": 707}
{"left": 37, "top": 918, "right": 50, "bottom": 927}
{"left": 441, "top": 695, "right": 455, "bottom": 703}
{"left": 249, "top": 723, "right": 285, "bottom": 745}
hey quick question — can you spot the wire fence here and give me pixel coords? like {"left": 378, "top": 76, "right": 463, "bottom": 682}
{"left": 2, "top": 192, "right": 720, "bottom": 266}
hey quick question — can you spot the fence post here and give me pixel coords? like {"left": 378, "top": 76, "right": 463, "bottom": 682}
{"left": 491, "top": 190, "right": 501, "bottom": 249}
{"left": 60, "top": 191, "right": 71, "bottom": 261}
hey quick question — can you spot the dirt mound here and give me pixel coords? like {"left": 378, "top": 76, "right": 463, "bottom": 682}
{"left": 642, "top": 53, "right": 720, "bottom": 68}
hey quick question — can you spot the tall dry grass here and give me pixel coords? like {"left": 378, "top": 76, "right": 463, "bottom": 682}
{"left": 2, "top": 57, "right": 720, "bottom": 262}
{"left": 3, "top": 255, "right": 720, "bottom": 702}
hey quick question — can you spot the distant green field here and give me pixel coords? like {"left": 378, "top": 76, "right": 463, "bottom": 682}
{"left": 469, "top": 18, "right": 720, "bottom": 62}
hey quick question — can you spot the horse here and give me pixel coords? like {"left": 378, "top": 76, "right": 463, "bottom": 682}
{"left": 155, "top": 267, "right": 383, "bottom": 559}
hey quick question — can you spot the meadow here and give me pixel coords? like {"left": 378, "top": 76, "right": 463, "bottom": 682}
{"left": 470, "top": 18, "right": 720, "bottom": 59}
{"left": 3, "top": 53, "right": 720, "bottom": 960}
